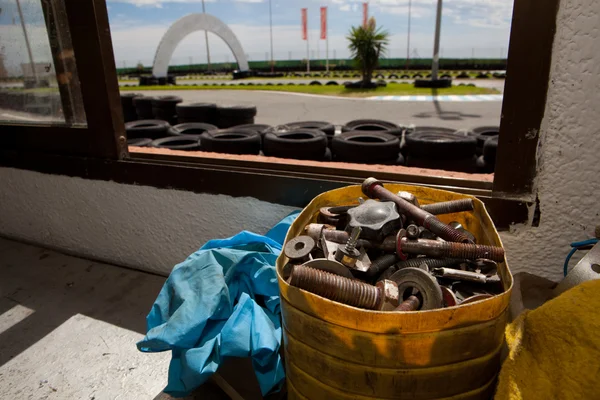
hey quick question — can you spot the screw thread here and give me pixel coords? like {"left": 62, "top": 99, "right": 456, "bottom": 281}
{"left": 367, "top": 254, "right": 398, "bottom": 278}
{"left": 396, "top": 295, "right": 421, "bottom": 312}
{"left": 345, "top": 227, "right": 362, "bottom": 252}
{"left": 421, "top": 199, "right": 474, "bottom": 215}
{"left": 400, "top": 238, "right": 505, "bottom": 262}
{"left": 425, "top": 217, "right": 471, "bottom": 243}
{"left": 446, "top": 242, "right": 505, "bottom": 261}
{"left": 289, "top": 265, "right": 380, "bottom": 309}
{"left": 396, "top": 258, "right": 460, "bottom": 270}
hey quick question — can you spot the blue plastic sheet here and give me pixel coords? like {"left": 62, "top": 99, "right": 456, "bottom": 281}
{"left": 137, "top": 212, "right": 299, "bottom": 397}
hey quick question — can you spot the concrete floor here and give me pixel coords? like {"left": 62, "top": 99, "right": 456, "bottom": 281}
{"left": 0, "top": 238, "right": 239, "bottom": 400}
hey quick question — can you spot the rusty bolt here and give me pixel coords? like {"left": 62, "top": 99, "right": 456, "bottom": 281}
{"left": 395, "top": 295, "right": 421, "bottom": 312}
{"left": 366, "top": 254, "right": 398, "bottom": 279}
{"left": 397, "top": 237, "right": 505, "bottom": 262}
{"left": 288, "top": 265, "right": 399, "bottom": 310}
{"left": 362, "top": 178, "right": 471, "bottom": 243}
{"left": 396, "top": 257, "right": 461, "bottom": 270}
{"left": 421, "top": 199, "right": 475, "bottom": 215}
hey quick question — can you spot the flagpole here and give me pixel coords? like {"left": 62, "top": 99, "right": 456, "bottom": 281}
{"left": 325, "top": 8, "right": 329, "bottom": 73}
{"left": 306, "top": 12, "right": 310, "bottom": 73}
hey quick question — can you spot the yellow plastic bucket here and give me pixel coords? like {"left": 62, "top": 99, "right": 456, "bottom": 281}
{"left": 276, "top": 184, "right": 513, "bottom": 400}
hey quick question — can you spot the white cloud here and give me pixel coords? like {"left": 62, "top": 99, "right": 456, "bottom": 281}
{"left": 106, "top": 0, "right": 264, "bottom": 7}
{"left": 339, "top": 4, "right": 351, "bottom": 11}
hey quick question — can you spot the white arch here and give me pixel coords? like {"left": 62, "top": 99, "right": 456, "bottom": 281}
{"left": 152, "top": 13, "right": 249, "bottom": 77}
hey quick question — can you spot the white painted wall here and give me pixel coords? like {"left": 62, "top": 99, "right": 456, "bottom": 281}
{"left": 0, "top": 0, "right": 598, "bottom": 281}
{"left": 0, "top": 168, "right": 296, "bottom": 276}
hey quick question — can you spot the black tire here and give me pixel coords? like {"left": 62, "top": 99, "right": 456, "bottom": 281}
{"left": 152, "top": 95, "right": 183, "bottom": 107}
{"left": 121, "top": 93, "right": 142, "bottom": 122}
{"left": 284, "top": 121, "right": 335, "bottom": 136}
{"left": 332, "top": 131, "right": 400, "bottom": 163}
{"left": 263, "top": 129, "right": 327, "bottom": 160}
{"left": 405, "top": 131, "right": 477, "bottom": 159}
{"left": 325, "top": 81, "right": 339, "bottom": 86}
{"left": 457, "top": 72, "right": 470, "bottom": 79}
{"left": 170, "top": 123, "right": 218, "bottom": 136}
{"left": 309, "top": 80, "right": 322, "bottom": 86}
{"left": 410, "top": 126, "right": 456, "bottom": 135}
{"left": 150, "top": 135, "right": 201, "bottom": 151}
{"left": 343, "top": 119, "right": 401, "bottom": 136}
{"left": 230, "top": 124, "right": 272, "bottom": 137}
{"left": 217, "top": 104, "right": 257, "bottom": 119}
{"left": 125, "top": 119, "right": 170, "bottom": 139}
{"left": 400, "top": 74, "right": 410, "bottom": 79}
{"left": 132, "top": 96, "right": 156, "bottom": 119}
{"left": 127, "top": 138, "right": 153, "bottom": 147}
{"left": 389, "top": 74, "right": 398, "bottom": 79}
{"left": 483, "top": 136, "right": 499, "bottom": 165}
{"left": 472, "top": 126, "right": 500, "bottom": 153}
{"left": 176, "top": 103, "right": 217, "bottom": 122}
{"left": 413, "top": 73, "right": 423, "bottom": 78}
{"left": 151, "top": 96, "right": 182, "bottom": 125}
{"left": 200, "top": 130, "right": 261, "bottom": 155}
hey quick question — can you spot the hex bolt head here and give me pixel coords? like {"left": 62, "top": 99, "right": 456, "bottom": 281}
{"left": 376, "top": 280, "right": 400, "bottom": 311}
{"left": 406, "top": 224, "right": 420, "bottom": 240}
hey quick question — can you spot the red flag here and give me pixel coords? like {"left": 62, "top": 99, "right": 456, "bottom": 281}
{"left": 301, "top": 8, "right": 308, "bottom": 40}
{"left": 320, "top": 7, "right": 327, "bottom": 40}
{"left": 363, "top": 2, "right": 369, "bottom": 28}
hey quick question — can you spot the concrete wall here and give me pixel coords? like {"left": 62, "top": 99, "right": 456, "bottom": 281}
{"left": 0, "top": 0, "right": 598, "bottom": 281}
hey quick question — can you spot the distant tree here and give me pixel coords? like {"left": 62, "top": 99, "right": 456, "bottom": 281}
{"left": 347, "top": 17, "right": 389, "bottom": 87}
{"left": 136, "top": 62, "right": 144, "bottom": 72}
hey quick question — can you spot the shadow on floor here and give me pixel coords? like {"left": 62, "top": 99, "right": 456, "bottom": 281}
{"left": 412, "top": 88, "right": 482, "bottom": 121}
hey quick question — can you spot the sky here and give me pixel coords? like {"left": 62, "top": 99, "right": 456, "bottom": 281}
{"left": 0, "top": 0, "right": 514, "bottom": 74}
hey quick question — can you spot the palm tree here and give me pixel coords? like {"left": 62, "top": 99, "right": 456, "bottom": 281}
{"left": 347, "top": 17, "right": 389, "bottom": 88}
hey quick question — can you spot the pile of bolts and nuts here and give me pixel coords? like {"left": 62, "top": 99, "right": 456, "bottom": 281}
{"left": 283, "top": 178, "right": 506, "bottom": 312}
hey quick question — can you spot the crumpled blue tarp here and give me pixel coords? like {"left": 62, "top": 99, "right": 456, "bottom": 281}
{"left": 137, "top": 212, "right": 299, "bottom": 397}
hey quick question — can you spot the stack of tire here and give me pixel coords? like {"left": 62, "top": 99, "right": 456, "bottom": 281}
{"left": 125, "top": 120, "right": 217, "bottom": 151}
{"left": 333, "top": 119, "right": 404, "bottom": 165}
{"left": 403, "top": 128, "right": 476, "bottom": 172}
{"left": 120, "top": 93, "right": 140, "bottom": 122}
{"left": 151, "top": 96, "right": 182, "bottom": 125}
{"left": 262, "top": 121, "right": 333, "bottom": 161}
{"left": 132, "top": 96, "right": 155, "bottom": 119}
{"left": 176, "top": 103, "right": 217, "bottom": 124}
{"left": 216, "top": 105, "right": 257, "bottom": 128}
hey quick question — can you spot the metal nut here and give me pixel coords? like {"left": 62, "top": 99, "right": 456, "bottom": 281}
{"left": 376, "top": 279, "right": 399, "bottom": 311}
{"left": 397, "top": 191, "right": 420, "bottom": 207}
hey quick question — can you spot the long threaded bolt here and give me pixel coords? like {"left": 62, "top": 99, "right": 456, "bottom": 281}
{"left": 362, "top": 178, "right": 471, "bottom": 243}
{"left": 289, "top": 265, "right": 381, "bottom": 309}
{"left": 395, "top": 295, "right": 421, "bottom": 312}
{"left": 346, "top": 227, "right": 362, "bottom": 253}
{"left": 366, "top": 254, "right": 398, "bottom": 278}
{"left": 397, "top": 237, "right": 505, "bottom": 262}
{"left": 396, "top": 258, "right": 461, "bottom": 270}
{"left": 421, "top": 199, "right": 475, "bottom": 215}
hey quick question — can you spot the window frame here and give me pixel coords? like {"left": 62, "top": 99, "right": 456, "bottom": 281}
{"left": 0, "top": 0, "right": 559, "bottom": 229}
{"left": 0, "top": 0, "right": 126, "bottom": 159}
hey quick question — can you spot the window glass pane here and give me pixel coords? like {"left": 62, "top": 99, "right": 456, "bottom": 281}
{"left": 0, "top": 0, "right": 86, "bottom": 125}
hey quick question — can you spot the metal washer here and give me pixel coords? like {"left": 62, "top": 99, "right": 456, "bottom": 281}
{"left": 389, "top": 267, "right": 443, "bottom": 310}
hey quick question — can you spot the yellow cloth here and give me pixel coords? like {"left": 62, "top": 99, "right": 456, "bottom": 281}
{"left": 495, "top": 280, "right": 600, "bottom": 400}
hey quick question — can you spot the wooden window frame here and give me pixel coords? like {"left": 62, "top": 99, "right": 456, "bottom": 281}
{"left": 0, "top": 0, "right": 560, "bottom": 230}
